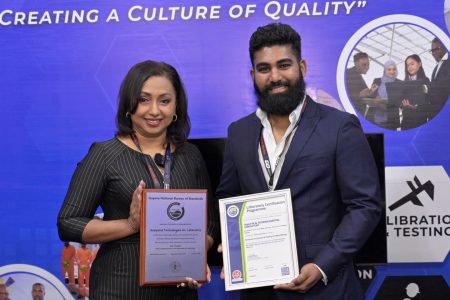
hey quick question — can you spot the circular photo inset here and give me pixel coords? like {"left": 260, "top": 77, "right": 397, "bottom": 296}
{"left": 0, "top": 264, "right": 73, "bottom": 300}
{"left": 338, "top": 15, "right": 450, "bottom": 131}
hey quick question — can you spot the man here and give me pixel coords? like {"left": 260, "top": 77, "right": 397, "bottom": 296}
{"left": 427, "top": 38, "right": 450, "bottom": 121}
{"left": 31, "top": 283, "right": 45, "bottom": 300}
{"left": 216, "top": 23, "right": 381, "bottom": 299}
{"left": 0, "top": 284, "right": 9, "bottom": 300}
{"left": 345, "top": 52, "right": 373, "bottom": 115}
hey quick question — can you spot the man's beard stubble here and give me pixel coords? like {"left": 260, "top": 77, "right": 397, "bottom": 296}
{"left": 255, "top": 74, "right": 306, "bottom": 116}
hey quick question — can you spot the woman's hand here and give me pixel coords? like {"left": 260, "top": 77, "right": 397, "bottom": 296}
{"left": 128, "top": 180, "right": 145, "bottom": 233}
{"left": 81, "top": 180, "right": 146, "bottom": 243}
{"left": 402, "top": 99, "right": 417, "bottom": 110}
{"left": 176, "top": 237, "right": 214, "bottom": 289}
{"left": 177, "top": 264, "right": 211, "bottom": 289}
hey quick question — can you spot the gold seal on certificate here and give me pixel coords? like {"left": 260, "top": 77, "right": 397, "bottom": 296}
{"left": 219, "top": 189, "right": 299, "bottom": 291}
{"left": 140, "top": 189, "right": 208, "bottom": 286}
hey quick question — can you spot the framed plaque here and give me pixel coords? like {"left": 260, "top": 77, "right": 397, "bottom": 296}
{"left": 140, "top": 189, "right": 208, "bottom": 286}
{"left": 219, "top": 189, "right": 299, "bottom": 291}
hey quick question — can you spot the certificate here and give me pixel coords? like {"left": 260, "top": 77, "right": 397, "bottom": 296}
{"left": 219, "top": 189, "right": 299, "bottom": 291}
{"left": 140, "top": 189, "right": 208, "bottom": 286}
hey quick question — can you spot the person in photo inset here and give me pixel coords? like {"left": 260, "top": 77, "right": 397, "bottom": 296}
{"left": 345, "top": 52, "right": 373, "bottom": 114}
{"left": 75, "top": 244, "right": 92, "bottom": 297}
{"left": 401, "top": 54, "right": 431, "bottom": 130}
{"left": 370, "top": 60, "right": 401, "bottom": 129}
{"left": 427, "top": 38, "right": 450, "bottom": 121}
{"left": 61, "top": 242, "right": 76, "bottom": 293}
{"left": 31, "top": 283, "right": 45, "bottom": 300}
{"left": 57, "top": 60, "right": 216, "bottom": 299}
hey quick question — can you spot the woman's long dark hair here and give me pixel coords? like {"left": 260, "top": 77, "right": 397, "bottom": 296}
{"left": 116, "top": 60, "right": 190, "bottom": 147}
{"left": 404, "top": 54, "right": 427, "bottom": 81}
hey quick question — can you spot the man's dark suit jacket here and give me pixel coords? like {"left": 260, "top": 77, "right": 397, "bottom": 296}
{"left": 428, "top": 58, "right": 450, "bottom": 121}
{"left": 216, "top": 98, "right": 382, "bottom": 300}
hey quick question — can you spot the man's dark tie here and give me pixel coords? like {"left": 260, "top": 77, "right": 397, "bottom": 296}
{"left": 431, "top": 64, "right": 438, "bottom": 81}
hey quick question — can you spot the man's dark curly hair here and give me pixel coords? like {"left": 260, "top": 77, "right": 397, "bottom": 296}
{"left": 249, "top": 23, "right": 301, "bottom": 65}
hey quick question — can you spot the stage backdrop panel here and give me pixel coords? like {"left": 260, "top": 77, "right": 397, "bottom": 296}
{"left": 0, "top": 1, "right": 449, "bottom": 299}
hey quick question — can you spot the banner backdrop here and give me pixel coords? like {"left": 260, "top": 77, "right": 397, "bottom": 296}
{"left": 0, "top": 0, "right": 449, "bottom": 299}
{"left": 386, "top": 166, "right": 450, "bottom": 263}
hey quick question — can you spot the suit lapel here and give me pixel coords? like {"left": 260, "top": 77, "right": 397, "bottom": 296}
{"left": 431, "top": 64, "right": 438, "bottom": 81}
{"left": 249, "top": 114, "right": 268, "bottom": 190}
{"left": 432, "top": 59, "right": 449, "bottom": 81}
{"left": 276, "top": 97, "right": 320, "bottom": 189}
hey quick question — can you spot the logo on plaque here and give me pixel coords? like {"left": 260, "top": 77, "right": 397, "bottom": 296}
{"left": 169, "top": 261, "right": 182, "bottom": 273}
{"left": 167, "top": 202, "right": 185, "bottom": 220}
{"left": 227, "top": 205, "right": 239, "bottom": 217}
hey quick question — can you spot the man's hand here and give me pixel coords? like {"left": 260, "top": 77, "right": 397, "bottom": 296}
{"left": 217, "top": 244, "right": 225, "bottom": 279}
{"left": 273, "top": 263, "right": 322, "bottom": 293}
{"left": 359, "top": 88, "right": 373, "bottom": 98}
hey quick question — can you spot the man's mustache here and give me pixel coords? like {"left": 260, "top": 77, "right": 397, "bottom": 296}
{"left": 265, "top": 81, "right": 290, "bottom": 92}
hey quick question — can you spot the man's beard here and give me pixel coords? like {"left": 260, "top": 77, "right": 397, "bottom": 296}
{"left": 254, "top": 74, "right": 306, "bottom": 116}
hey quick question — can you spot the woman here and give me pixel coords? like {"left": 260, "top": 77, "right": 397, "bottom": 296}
{"left": 370, "top": 59, "right": 401, "bottom": 129}
{"left": 58, "top": 61, "right": 215, "bottom": 299}
{"left": 401, "top": 54, "right": 431, "bottom": 130}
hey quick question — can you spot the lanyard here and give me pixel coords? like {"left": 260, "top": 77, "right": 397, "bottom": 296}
{"left": 259, "top": 97, "right": 308, "bottom": 191}
{"left": 130, "top": 133, "right": 171, "bottom": 189}
{"left": 259, "top": 131, "right": 292, "bottom": 191}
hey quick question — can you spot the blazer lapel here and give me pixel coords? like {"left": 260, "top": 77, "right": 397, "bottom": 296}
{"left": 276, "top": 97, "right": 320, "bottom": 189}
{"left": 249, "top": 114, "right": 268, "bottom": 190}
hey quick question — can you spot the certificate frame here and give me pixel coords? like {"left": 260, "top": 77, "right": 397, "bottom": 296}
{"left": 140, "top": 189, "right": 208, "bottom": 286}
{"left": 219, "top": 189, "right": 299, "bottom": 291}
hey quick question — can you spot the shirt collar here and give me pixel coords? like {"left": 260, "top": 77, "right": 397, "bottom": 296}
{"left": 438, "top": 52, "right": 448, "bottom": 63}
